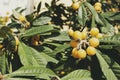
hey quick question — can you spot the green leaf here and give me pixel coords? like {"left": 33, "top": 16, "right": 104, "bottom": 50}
{"left": 30, "top": 46, "right": 58, "bottom": 64}
{"left": 68, "top": 78, "right": 93, "bottom": 80}
{"left": 18, "top": 42, "right": 37, "bottom": 66}
{"left": 28, "top": 47, "right": 48, "bottom": 66}
{"left": 33, "top": 17, "right": 51, "bottom": 26}
{"left": 99, "top": 14, "right": 114, "bottom": 35}
{"left": 61, "top": 70, "right": 92, "bottom": 80}
{"left": 100, "top": 51, "right": 120, "bottom": 79}
{"left": 6, "top": 78, "right": 30, "bottom": 80}
{"left": 23, "top": 25, "right": 54, "bottom": 37}
{"left": 102, "top": 12, "right": 120, "bottom": 21}
{"left": 78, "top": 4, "right": 87, "bottom": 26}
{"left": 96, "top": 50, "right": 118, "bottom": 80}
{"left": 48, "top": 31, "right": 71, "bottom": 41}
{"left": 0, "top": 27, "right": 12, "bottom": 38}
{"left": 37, "top": 2, "right": 42, "bottom": 13}
{"left": 99, "top": 34, "right": 120, "bottom": 45}
{"left": 5, "top": 66, "right": 56, "bottom": 79}
{"left": 40, "top": 53, "right": 58, "bottom": 64}
{"left": 84, "top": 2, "right": 103, "bottom": 25}
{"left": 49, "top": 43, "right": 70, "bottom": 57}
{"left": 0, "top": 53, "right": 6, "bottom": 74}
{"left": 99, "top": 45, "right": 115, "bottom": 49}
{"left": 18, "top": 41, "right": 58, "bottom": 66}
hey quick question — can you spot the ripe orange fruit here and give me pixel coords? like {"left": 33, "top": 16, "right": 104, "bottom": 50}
{"left": 68, "top": 29, "right": 74, "bottom": 36}
{"left": 70, "top": 40, "right": 79, "bottom": 48}
{"left": 111, "top": 8, "right": 116, "bottom": 12}
{"left": 18, "top": 15, "right": 26, "bottom": 22}
{"left": 94, "top": 6, "right": 102, "bottom": 13}
{"left": 32, "top": 35, "right": 40, "bottom": 41}
{"left": 72, "top": 48, "right": 79, "bottom": 58}
{"left": 89, "top": 37, "right": 99, "bottom": 47}
{"left": 72, "top": 2, "right": 80, "bottom": 10}
{"left": 96, "top": 33, "right": 103, "bottom": 38}
{"left": 31, "top": 40, "right": 39, "bottom": 46}
{"left": 90, "top": 28, "right": 99, "bottom": 36}
{"left": 72, "top": 31, "right": 82, "bottom": 40}
{"left": 81, "top": 31, "right": 87, "bottom": 40}
{"left": 0, "top": 44, "right": 3, "bottom": 49}
{"left": 77, "top": 49, "right": 87, "bottom": 59}
{"left": 94, "top": 2, "right": 102, "bottom": 7}
{"left": 86, "top": 46, "right": 96, "bottom": 56}
{"left": 60, "top": 71, "right": 65, "bottom": 75}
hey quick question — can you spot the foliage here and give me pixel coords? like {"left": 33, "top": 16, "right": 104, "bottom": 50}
{"left": 0, "top": 0, "right": 120, "bottom": 80}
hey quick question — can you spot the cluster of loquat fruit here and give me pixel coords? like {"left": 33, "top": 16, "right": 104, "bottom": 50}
{"left": 68, "top": 27, "right": 102, "bottom": 59}
{"left": 94, "top": 2, "right": 102, "bottom": 13}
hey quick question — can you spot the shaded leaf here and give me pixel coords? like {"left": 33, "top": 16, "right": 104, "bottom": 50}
{"left": 0, "top": 53, "right": 6, "bottom": 74}
{"left": 37, "top": 2, "right": 42, "bottom": 13}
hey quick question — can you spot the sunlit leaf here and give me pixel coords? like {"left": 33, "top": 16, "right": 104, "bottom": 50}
{"left": 96, "top": 50, "right": 118, "bottom": 80}
{"left": 33, "top": 17, "right": 51, "bottom": 26}
{"left": 61, "top": 70, "right": 92, "bottom": 80}
{"left": 5, "top": 66, "right": 56, "bottom": 79}
{"left": 78, "top": 4, "right": 87, "bottom": 26}
{"left": 23, "top": 25, "right": 54, "bottom": 37}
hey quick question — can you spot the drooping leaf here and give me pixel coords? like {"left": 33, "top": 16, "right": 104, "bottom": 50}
{"left": 100, "top": 51, "right": 120, "bottom": 79}
{"left": 61, "top": 70, "right": 92, "bottom": 80}
{"left": 28, "top": 47, "right": 48, "bottom": 66}
{"left": 84, "top": 2, "right": 103, "bottom": 25}
{"left": 33, "top": 17, "right": 51, "bottom": 26}
{"left": 5, "top": 66, "right": 56, "bottom": 79}
{"left": 23, "top": 25, "right": 54, "bottom": 37}
{"left": 18, "top": 41, "right": 58, "bottom": 66}
{"left": 49, "top": 43, "right": 70, "bottom": 57}
{"left": 96, "top": 50, "right": 118, "bottom": 80}
{"left": 98, "top": 14, "right": 114, "bottom": 35}
{"left": 78, "top": 4, "right": 87, "bottom": 26}
{"left": 102, "top": 12, "right": 120, "bottom": 21}
{"left": 0, "top": 53, "right": 6, "bottom": 74}
{"left": 30, "top": 47, "right": 58, "bottom": 64}
{"left": 18, "top": 42, "right": 37, "bottom": 66}
{"left": 48, "top": 31, "right": 71, "bottom": 41}
{"left": 99, "top": 34, "right": 120, "bottom": 45}
{"left": 40, "top": 53, "right": 58, "bottom": 64}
